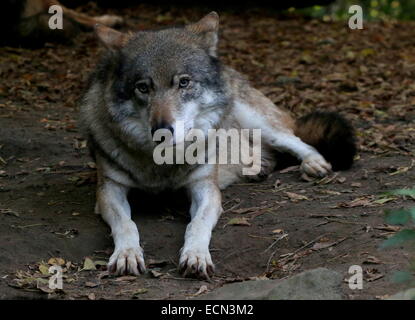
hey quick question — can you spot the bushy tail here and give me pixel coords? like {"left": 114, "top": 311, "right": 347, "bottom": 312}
{"left": 294, "top": 111, "right": 357, "bottom": 171}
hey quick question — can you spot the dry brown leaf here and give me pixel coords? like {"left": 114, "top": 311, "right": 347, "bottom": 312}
{"left": 284, "top": 192, "right": 310, "bottom": 202}
{"left": 82, "top": 257, "right": 96, "bottom": 271}
{"left": 333, "top": 196, "right": 374, "bottom": 208}
{"left": 192, "top": 285, "right": 208, "bottom": 297}
{"left": 363, "top": 256, "right": 382, "bottom": 265}
{"left": 85, "top": 281, "right": 100, "bottom": 288}
{"left": 114, "top": 275, "right": 137, "bottom": 282}
{"left": 48, "top": 257, "right": 65, "bottom": 266}
{"left": 225, "top": 217, "right": 251, "bottom": 227}
{"left": 88, "top": 293, "right": 96, "bottom": 300}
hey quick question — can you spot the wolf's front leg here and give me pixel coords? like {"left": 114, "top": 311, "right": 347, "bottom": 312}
{"left": 269, "top": 132, "right": 332, "bottom": 177}
{"left": 180, "top": 176, "right": 222, "bottom": 279}
{"left": 96, "top": 178, "right": 145, "bottom": 275}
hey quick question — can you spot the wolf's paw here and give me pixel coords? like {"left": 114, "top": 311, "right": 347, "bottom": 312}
{"left": 108, "top": 247, "right": 146, "bottom": 276}
{"left": 301, "top": 153, "right": 332, "bottom": 178}
{"left": 94, "top": 15, "right": 124, "bottom": 27}
{"left": 179, "top": 247, "right": 215, "bottom": 280}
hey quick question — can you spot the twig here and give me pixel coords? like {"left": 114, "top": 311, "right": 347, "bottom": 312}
{"left": 12, "top": 223, "right": 45, "bottom": 229}
{"left": 248, "top": 234, "right": 275, "bottom": 240}
{"left": 309, "top": 213, "right": 345, "bottom": 218}
{"left": 280, "top": 234, "right": 327, "bottom": 260}
{"left": 265, "top": 233, "right": 289, "bottom": 272}
{"left": 250, "top": 207, "right": 275, "bottom": 219}
{"left": 43, "top": 169, "right": 93, "bottom": 175}
{"left": 223, "top": 202, "right": 242, "bottom": 214}
{"left": 324, "top": 217, "right": 367, "bottom": 225}
{"left": 264, "top": 233, "right": 289, "bottom": 253}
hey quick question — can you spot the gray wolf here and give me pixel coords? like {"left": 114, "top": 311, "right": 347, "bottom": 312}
{"left": 79, "top": 12, "right": 356, "bottom": 279}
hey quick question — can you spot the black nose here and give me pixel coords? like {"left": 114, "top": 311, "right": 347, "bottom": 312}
{"left": 151, "top": 122, "right": 174, "bottom": 138}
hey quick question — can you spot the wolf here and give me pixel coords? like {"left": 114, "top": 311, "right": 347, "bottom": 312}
{"left": 79, "top": 12, "right": 356, "bottom": 279}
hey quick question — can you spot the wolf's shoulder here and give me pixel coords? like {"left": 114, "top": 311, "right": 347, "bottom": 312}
{"left": 220, "top": 65, "right": 253, "bottom": 100}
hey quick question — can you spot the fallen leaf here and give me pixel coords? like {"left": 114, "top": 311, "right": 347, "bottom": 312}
{"left": 0, "top": 208, "right": 19, "bottom": 217}
{"left": 149, "top": 270, "right": 164, "bottom": 278}
{"left": 365, "top": 268, "right": 384, "bottom": 282}
{"left": 315, "top": 173, "right": 339, "bottom": 185}
{"left": 374, "top": 224, "right": 401, "bottom": 232}
{"left": 48, "top": 257, "right": 65, "bottom": 266}
{"left": 361, "top": 48, "right": 375, "bottom": 57}
{"left": 334, "top": 196, "right": 374, "bottom": 208}
{"left": 38, "top": 264, "right": 50, "bottom": 276}
{"left": 132, "top": 288, "right": 148, "bottom": 297}
{"left": 97, "top": 271, "right": 109, "bottom": 279}
{"left": 85, "top": 281, "right": 100, "bottom": 288}
{"left": 88, "top": 293, "right": 96, "bottom": 300}
{"left": 319, "top": 189, "right": 341, "bottom": 195}
{"left": 363, "top": 256, "right": 382, "bottom": 265}
{"left": 337, "top": 177, "right": 347, "bottom": 183}
{"left": 284, "top": 192, "right": 310, "bottom": 202}
{"left": 147, "top": 259, "right": 168, "bottom": 268}
{"left": 373, "top": 196, "right": 397, "bottom": 205}
{"left": 114, "top": 275, "right": 137, "bottom": 282}
{"left": 312, "top": 241, "right": 336, "bottom": 250}
{"left": 225, "top": 217, "right": 251, "bottom": 227}
{"left": 82, "top": 257, "right": 96, "bottom": 271}
{"left": 192, "top": 285, "right": 208, "bottom": 297}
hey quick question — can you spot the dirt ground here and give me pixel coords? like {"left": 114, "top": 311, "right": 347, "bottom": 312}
{"left": 0, "top": 4, "right": 414, "bottom": 300}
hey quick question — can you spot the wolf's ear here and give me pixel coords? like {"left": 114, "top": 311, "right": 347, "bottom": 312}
{"left": 186, "top": 12, "right": 219, "bottom": 57}
{"left": 94, "top": 24, "right": 130, "bottom": 50}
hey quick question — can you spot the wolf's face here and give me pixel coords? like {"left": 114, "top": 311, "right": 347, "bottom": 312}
{"left": 96, "top": 13, "right": 228, "bottom": 147}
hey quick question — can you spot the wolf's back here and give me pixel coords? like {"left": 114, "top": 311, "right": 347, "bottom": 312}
{"left": 294, "top": 111, "right": 357, "bottom": 171}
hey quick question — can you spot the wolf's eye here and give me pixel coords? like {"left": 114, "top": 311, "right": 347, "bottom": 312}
{"left": 178, "top": 78, "right": 190, "bottom": 89}
{"left": 136, "top": 82, "right": 149, "bottom": 94}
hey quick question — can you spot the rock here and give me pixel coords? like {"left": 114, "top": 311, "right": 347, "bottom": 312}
{"left": 197, "top": 268, "right": 343, "bottom": 300}
{"left": 196, "top": 279, "right": 276, "bottom": 300}
{"left": 266, "top": 268, "right": 343, "bottom": 300}
{"left": 388, "top": 288, "right": 415, "bottom": 300}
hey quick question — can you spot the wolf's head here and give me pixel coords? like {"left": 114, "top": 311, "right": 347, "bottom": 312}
{"left": 94, "top": 12, "right": 229, "bottom": 147}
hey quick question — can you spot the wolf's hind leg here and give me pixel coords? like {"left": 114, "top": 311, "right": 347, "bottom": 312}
{"left": 180, "top": 170, "right": 222, "bottom": 279}
{"left": 96, "top": 178, "right": 145, "bottom": 276}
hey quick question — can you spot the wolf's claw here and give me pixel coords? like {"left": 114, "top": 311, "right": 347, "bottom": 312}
{"left": 108, "top": 247, "right": 146, "bottom": 276}
{"left": 179, "top": 248, "right": 215, "bottom": 280}
{"left": 301, "top": 153, "right": 332, "bottom": 178}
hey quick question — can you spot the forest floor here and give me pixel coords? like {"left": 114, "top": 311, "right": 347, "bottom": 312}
{"left": 0, "top": 3, "right": 414, "bottom": 300}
